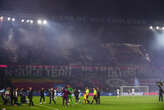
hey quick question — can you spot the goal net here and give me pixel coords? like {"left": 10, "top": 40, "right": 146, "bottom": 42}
{"left": 120, "top": 86, "right": 149, "bottom": 96}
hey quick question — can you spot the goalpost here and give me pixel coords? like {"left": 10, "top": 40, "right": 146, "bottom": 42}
{"left": 120, "top": 86, "right": 149, "bottom": 96}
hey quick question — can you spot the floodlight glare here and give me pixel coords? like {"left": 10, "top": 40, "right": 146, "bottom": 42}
{"left": 26, "top": 20, "right": 30, "bottom": 23}
{"left": 156, "top": 26, "right": 159, "bottom": 30}
{"left": 149, "top": 26, "right": 153, "bottom": 30}
{"left": 43, "top": 20, "right": 47, "bottom": 24}
{"left": 21, "top": 19, "right": 25, "bottom": 22}
{"left": 12, "top": 18, "right": 15, "bottom": 22}
{"left": 162, "top": 27, "right": 164, "bottom": 30}
{"left": 37, "top": 20, "right": 42, "bottom": 24}
{"left": 8, "top": 17, "right": 11, "bottom": 21}
{"left": 0, "top": 16, "right": 4, "bottom": 20}
{"left": 30, "top": 20, "right": 34, "bottom": 24}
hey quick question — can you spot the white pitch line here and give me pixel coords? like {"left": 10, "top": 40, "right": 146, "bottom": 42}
{"left": 28, "top": 106, "right": 40, "bottom": 110}
{"left": 42, "top": 105, "right": 59, "bottom": 110}
{"left": 36, "top": 104, "right": 59, "bottom": 110}
{"left": 36, "top": 105, "right": 52, "bottom": 110}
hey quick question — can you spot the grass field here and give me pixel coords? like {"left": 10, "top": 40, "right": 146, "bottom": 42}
{"left": 0, "top": 96, "right": 164, "bottom": 110}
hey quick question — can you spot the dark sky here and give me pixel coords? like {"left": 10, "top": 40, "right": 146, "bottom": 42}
{"left": 0, "top": 0, "right": 164, "bottom": 18}
{"left": 0, "top": 0, "right": 163, "bottom": 47}
{"left": 1, "top": 0, "right": 164, "bottom": 64}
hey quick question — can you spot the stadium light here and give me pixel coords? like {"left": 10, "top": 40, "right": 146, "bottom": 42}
{"left": 0, "top": 16, "right": 4, "bottom": 20}
{"left": 7, "top": 17, "right": 11, "bottom": 21}
{"left": 149, "top": 26, "right": 153, "bottom": 30}
{"left": 30, "top": 20, "right": 34, "bottom": 24}
{"left": 43, "top": 20, "right": 47, "bottom": 25}
{"left": 26, "top": 19, "right": 30, "bottom": 23}
{"left": 156, "top": 26, "right": 159, "bottom": 30}
{"left": 37, "top": 19, "right": 42, "bottom": 24}
{"left": 12, "top": 18, "right": 15, "bottom": 22}
{"left": 162, "top": 27, "right": 164, "bottom": 30}
{"left": 21, "top": 19, "right": 25, "bottom": 23}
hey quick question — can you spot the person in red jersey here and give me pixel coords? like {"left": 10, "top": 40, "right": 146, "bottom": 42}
{"left": 62, "top": 85, "right": 70, "bottom": 107}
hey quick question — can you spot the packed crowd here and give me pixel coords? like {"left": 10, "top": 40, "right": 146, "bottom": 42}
{"left": 3, "top": 63, "right": 160, "bottom": 91}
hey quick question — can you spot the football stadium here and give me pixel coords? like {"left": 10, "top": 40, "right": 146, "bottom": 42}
{"left": 0, "top": 1, "right": 164, "bottom": 110}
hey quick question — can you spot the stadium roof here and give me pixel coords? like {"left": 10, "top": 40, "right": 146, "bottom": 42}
{"left": 0, "top": 0, "right": 164, "bottom": 19}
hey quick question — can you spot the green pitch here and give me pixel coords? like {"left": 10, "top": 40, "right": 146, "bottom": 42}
{"left": 0, "top": 96, "right": 164, "bottom": 110}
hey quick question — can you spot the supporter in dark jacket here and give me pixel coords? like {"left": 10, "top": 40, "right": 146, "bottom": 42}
{"left": 96, "top": 88, "right": 100, "bottom": 104}
{"left": 74, "top": 88, "right": 80, "bottom": 104}
{"left": 40, "top": 88, "right": 45, "bottom": 104}
{"left": 28, "top": 87, "right": 34, "bottom": 106}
